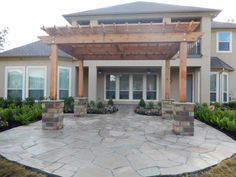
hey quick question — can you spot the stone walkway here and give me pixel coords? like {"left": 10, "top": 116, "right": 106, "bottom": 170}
{"left": 0, "top": 106, "right": 236, "bottom": 177}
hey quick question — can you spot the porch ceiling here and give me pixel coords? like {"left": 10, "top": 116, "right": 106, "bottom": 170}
{"left": 39, "top": 22, "right": 203, "bottom": 60}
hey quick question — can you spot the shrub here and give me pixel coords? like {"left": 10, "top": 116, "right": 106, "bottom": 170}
{"left": 194, "top": 103, "right": 236, "bottom": 132}
{"left": 138, "top": 98, "right": 146, "bottom": 108}
{"left": 88, "top": 100, "right": 96, "bottom": 108}
{"left": 64, "top": 97, "right": 74, "bottom": 113}
{"left": 146, "top": 102, "right": 154, "bottom": 109}
{"left": 24, "top": 97, "right": 35, "bottom": 106}
{"left": 211, "top": 102, "right": 221, "bottom": 109}
{"left": 223, "top": 101, "right": 236, "bottom": 110}
{"left": 108, "top": 99, "right": 114, "bottom": 106}
{"left": 97, "top": 101, "right": 105, "bottom": 109}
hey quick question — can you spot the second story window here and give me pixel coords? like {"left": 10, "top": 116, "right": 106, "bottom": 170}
{"left": 217, "top": 32, "right": 232, "bottom": 52}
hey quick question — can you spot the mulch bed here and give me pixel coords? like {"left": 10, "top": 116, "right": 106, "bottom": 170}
{"left": 195, "top": 117, "right": 236, "bottom": 141}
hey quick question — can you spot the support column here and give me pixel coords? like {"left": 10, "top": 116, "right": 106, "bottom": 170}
{"left": 88, "top": 66, "right": 97, "bottom": 101}
{"left": 165, "top": 60, "right": 171, "bottom": 99}
{"left": 179, "top": 42, "right": 187, "bottom": 102}
{"left": 50, "top": 44, "right": 58, "bottom": 100}
{"left": 162, "top": 59, "right": 174, "bottom": 119}
{"left": 74, "top": 60, "right": 87, "bottom": 117}
{"left": 78, "top": 60, "right": 84, "bottom": 97}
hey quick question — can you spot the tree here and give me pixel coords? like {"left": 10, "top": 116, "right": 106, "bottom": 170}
{"left": 0, "top": 27, "right": 8, "bottom": 51}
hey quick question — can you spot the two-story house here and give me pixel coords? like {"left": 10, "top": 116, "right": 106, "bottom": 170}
{"left": 0, "top": 1, "right": 234, "bottom": 104}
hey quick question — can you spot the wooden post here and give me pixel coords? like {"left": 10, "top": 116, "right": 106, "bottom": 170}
{"left": 179, "top": 42, "right": 187, "bottom": 102}
{"left": 78, "top": 60, "right": 84, "bottom": 97}
{"left": 165, "top": 60, "right": 171, "bottom": 99}
{"left": 50, "top": 44, "right": 58, "bottom": 100}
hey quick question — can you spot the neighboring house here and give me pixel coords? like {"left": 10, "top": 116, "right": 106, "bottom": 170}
{"left": 0, "top": 1, "right": 235, "bottom": 104}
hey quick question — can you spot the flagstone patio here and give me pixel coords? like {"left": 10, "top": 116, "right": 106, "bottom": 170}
{"left": 0, "top": 106, "right": 236, "bottom": 177}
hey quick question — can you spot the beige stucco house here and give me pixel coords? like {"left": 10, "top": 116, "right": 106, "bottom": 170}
{"left": 0, "top": 1, "right": 235, "bottom": 104}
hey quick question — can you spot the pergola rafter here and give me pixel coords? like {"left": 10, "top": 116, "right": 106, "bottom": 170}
{"left": 40, "top": 21, "right": 203, "bottom": 102}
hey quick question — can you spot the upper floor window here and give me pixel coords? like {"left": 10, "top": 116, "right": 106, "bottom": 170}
{"left": 217, "top": 32, "right": 232, "bottom": 52}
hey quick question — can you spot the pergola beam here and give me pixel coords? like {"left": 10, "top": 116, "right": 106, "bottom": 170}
{"left": 39, "top": 32, "right": 203, "bottom": 44}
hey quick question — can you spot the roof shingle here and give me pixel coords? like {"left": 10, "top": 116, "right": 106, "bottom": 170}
{"left": 63, "top": 1, "right": 220, "bottom": 17}
{"left": 212, "top": 21, "right": 236, "bottom": 29}
{"left": 0, "top": 41, "right": 71, "bottom": 58}
{"left": 211, "top": 57, "right": 234, "bottom": 71}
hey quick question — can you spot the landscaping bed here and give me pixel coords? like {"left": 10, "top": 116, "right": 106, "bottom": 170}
{"left": 63, "top": 97, "right": 118, "bottom": 114}
{"left": 134, "top": 98, "right": 162, "bottom": 116}
{"left": 194, "top": 103, "right": 236, "bottom": 141}
{"left": 0, "top": 98, "right": 42, "bottom": 132}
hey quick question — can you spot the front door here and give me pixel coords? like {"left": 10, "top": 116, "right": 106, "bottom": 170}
{"left": 187, "top": 74, "right": 193, "bottom": 102}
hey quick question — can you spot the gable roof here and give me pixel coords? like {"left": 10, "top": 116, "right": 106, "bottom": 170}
{"left": 64, "top": 1, "right": 220, "bottom": 18}
{"left": 212, "top": 21, "right": 236, "bottom": 29}
{"left": 0, "top": 41, "right": 71, "bottom": 58}
{"left": 211, "top": 57, "right": 234, "bottom": 71}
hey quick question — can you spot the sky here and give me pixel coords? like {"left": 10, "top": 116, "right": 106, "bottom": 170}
{"left": 0, "top": 0, "right": 236, "bottom": 51}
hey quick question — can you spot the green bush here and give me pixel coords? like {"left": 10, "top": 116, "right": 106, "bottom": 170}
{"left": 210, "top": 102, "right": 221, "bottom": 109}
{"left": 146, "top": 102, "right": 154, "bottom": 109}
{"left": 138, "top": 98, "right": 146, "bottom": 108}
{"left": 224, "top": 101, "right": 236, "bottom": 110}
{"left": 108, "top": 99, "right": 114, "bottom": 106}
{"left": 97, "top": 101, "right": 105, "bottom": 109}
{"left": 24, "top": 97, "right": 35, "bottom": 106}
{"left": 64, "top": 97, "right": 74, "bottom": 113}
{"left": 88, "top": 100, "right": 96, "bottom": 108}
{"left": 194, "top": 103, "right": 236, "bottom": 132}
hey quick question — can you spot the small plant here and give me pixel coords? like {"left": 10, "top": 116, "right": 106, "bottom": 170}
{"left": 24, "top": 97, "right": 35, "bottom": 106}
{"left": 108, "top": 99, "right": 114, "bottom": 106}
{"left": 138, "top": 98, "right": 146, "bottom": 108}
{"left": 88, "top": 100, "right": 96, "bottom": 108}
{"left": 147, "top": 102, "right": 154, "bottom": 109}
{"left": 64, "top": 97, "right": 74, "bottom": 113}
{"left": 97, "top": 101, "right": 105, "bottom": 109}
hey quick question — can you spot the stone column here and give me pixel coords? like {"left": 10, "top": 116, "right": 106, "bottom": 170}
{"left": 74, "top": 97, "right": 88, "bottom": 117}
{"left": 173, "top": 102, "right": 195, "bottom": 136}
{"left": 41, "top": 100, "right": 64, "bottom": 130}
{"left": 161, "top": 99, "right": 175, "bottom": 118}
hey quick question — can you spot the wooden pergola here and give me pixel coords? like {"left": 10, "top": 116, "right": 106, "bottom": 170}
{"left": 39, "top": 22, "right": 203, "bottom": 102}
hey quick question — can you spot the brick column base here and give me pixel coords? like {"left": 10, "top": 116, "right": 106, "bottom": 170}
{"left": 74, "top": 97, "right": 88, "bottom": 117}
{"left": 173, "top": 102, "right": 195, "bottom": 136}
{"left": 41, "top": 100, "right": 64, "bottom": 130}
{"left": 161, "top": 99, "right": 174, "bottom": 118}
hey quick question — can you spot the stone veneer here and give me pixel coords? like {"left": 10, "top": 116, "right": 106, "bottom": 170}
{"left": 41, "top": 100, "right": 64, "bottom": 130}
{"left": 173, "top": 102, "right": 195, "bottom": 136}
{"left": 74, "top": 97, "right": 88, "bottom": 116}
{"left": 161, "top": 99, "right": 175, "bottom": 118}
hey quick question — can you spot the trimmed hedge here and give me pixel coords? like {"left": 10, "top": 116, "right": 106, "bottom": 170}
{"left": 194, "top": 103, "right": 236, "bottom": 131}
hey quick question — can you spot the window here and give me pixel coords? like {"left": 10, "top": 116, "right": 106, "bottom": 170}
{"left": 146, "top": 75, "right": 157, "bottom": 100}
{"left": 6, "top": 67, "right": 24, "bottom": 99}
{"left": 119, "top": 75, "right": 129, "bottom": 99}
{"left": 210, "top": 73, "right": 219, "bottom": 102}
{"left": 217, "top": 32, "right": 232, "bottom": 52}
{"left": 222, "top": 73, "right": 228, "bottom": 103}
{"left": 133, "top": 75, "right": 143, "bottom": 99}
{"left": 106, "top": 74, "right": 116, "bottom": 99}
{"left": 58, "top": 67, "right": 71, "bottom": 100}
{"left": 27, "top": 67, "right": 46, "bottom": 100}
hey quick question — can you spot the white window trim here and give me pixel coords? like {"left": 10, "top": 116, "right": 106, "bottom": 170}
{"left": 26, "top": 66, "right": 47, "bottom": 99}
{"left": 210, "top": 72, "right": 220, "bottom": 102}
{"left": 222, "top": 72, "right": 229, "bottom": 103}
{"left": 5, "top": 66, "right": 25, "bottom": 99}
{"left": 57, "top": 66, "right": 72, "bottom": 100}
{"left": 104, "top": 73, "right": 159, "bottom": 101}
{"left": 216, "top": 31, "right": 232, "bottom": 53}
